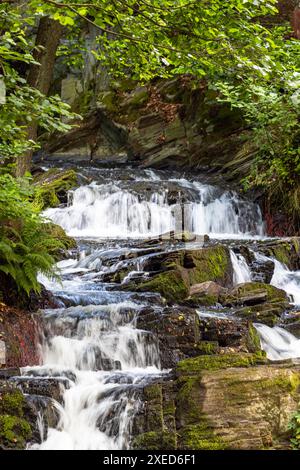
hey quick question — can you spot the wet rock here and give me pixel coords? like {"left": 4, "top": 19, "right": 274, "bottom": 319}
{"left": 219, "top": 282, "right": 290, "bottom": 326}
{"left": 198, "top": 315, "right": 261, "bottom": 353}
{"left": 0, "top": 381, "right": 32, "bottom": 450}
{"left": 137, "top": 306, "right": 202, "bottom": 368}
{"left": 133, "top": 362, "right": 300, "bottom": 450}
{"left": 220, "top": 282, "right": 288, "bottom": 307}
{"left": 0, "top": 368, "right": 20, "bottom": 379}
{"left": 126, "top": 245, "right": 233, "bottom": 303}
{"left": 24, "top": 394, "right": 60, "bottom": 445}
{"left": 10, "top": 377, "right": 70, "bottom": 403}
{"left": 33, "top": 167, "right": 78, "bottom": 209}
{"left": 186, "top": 281, "right": 228, "bottom": 307}
{"left": 257, "top": 238, "right": 300, "bottom": 270}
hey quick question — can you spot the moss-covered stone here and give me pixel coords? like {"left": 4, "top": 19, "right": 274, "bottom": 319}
{"left": 179, "top": 423, "right": 228, "bottom": 450}
{"left": 127, "top": 246, "right": 232, "bottom": 303}
{"left": 176, "top": 352, "right": 267, "bottom": 374}
{"left": 0, "top": 388, "right": 32, "bottom": 449}
{"left": 33, "top": 168, "right": 78, "bottom": 209}
{"left": 43, "top": 222, "right": 77, "bottom": 260}
{"left": 132, "top": 431, "right": 176, "bottom": 450}
{"left": 134, "top": 269, "right": 189, "bottom": 303}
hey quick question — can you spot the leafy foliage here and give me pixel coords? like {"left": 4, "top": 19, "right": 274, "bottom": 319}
{"left": 0, "top": 173, "right": 63, "bottom": 295}
{"left": 288, "top": 410, "right": 300, "bottom": 449}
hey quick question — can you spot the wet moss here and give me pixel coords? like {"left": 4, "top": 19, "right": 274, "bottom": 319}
{"left": 246, "top": 323, "right": 262, "bottom": 353}
{"left": 0, "top": 390, "right": 24, "bottom": 416}
{"left": 0, "top": 389, "right": 32, "bottom": 449}
{"left": 135, "top": 270, "right": 189, "bottom": 303}
{"left": 0, "top": 415, "right": 31, "bottom": 449}
{"left": 176, "top": 352, "right": 267, "bottom": 374}
{"left": 197, "top": 341, "right": 219, "bottom": 355}
{"left": 179, "top": 423, "right": 228, "bottom": 450}
{"left": 34, "top": 168, "right": 78, "bottom": 209}
{"left": 187, "top": 246, "right": 232, "bottom": 287}
{"left": 132, "top": 431, "right": 176, "bottom": 450}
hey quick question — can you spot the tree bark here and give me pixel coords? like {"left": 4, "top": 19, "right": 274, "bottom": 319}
{"left": 16, "top": 17, "right": 63, "bottom": 177}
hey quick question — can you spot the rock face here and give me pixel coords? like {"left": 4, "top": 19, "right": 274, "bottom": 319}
{"left": 44, "top": 80, "right": 252, "bottom": 183}
{"left": 132, "top": 360, "right": 300, "bottom": 450}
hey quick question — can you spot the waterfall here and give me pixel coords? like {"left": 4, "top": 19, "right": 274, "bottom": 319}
{"left": 254, "top": 323, "right": 300, "bottom": 361}
{"left": 25, "top": 258, "right": 163, "bottom": 450}
{"left": 271, "top": 259, "right": 300, "bottom": 306}
{"left": 44, "top": 176, "right": 264, "bottom": 239}
{"left": 230, "top": 250, "right": 252, "bottom": 285}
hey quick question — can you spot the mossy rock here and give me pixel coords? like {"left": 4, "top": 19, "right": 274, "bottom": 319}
{"left": 43, "top": 222, "right": 77, "bottom": 260}
{"left": 221, "top": 282, "right": 288, "bottom": 307}
{"left": 179, "top": 423, "right": 228, "bottom": 450}
{"left": 258, "top": 238, "right": 300, "bottom": 271}
{"left": 133, "top": 269, "right": 189, "bottom": 303}
{"left": 132, "top": 431, "right": 176, "bottom": 450}
{"left": 176, "top": 352, "right": 267, "bottom": 375}
{"left": 33, "top": 168, "right": 78, "bottom": 209}
{"left": 127, "top": 246, "right": 232, "bottom": 303}
{"left": 0, "top": 388, "right": 32, "bottom": 449}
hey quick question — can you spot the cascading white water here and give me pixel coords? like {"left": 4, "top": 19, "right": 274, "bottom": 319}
{"left": 253, "top": 251, "right": 300, "bottom": 306}
{"left": 44, "top": 175, "right": 264, "bottom": 239}
{"left": 271, "top": 259, "right": 300, "bottom": 306}
{"left": 26, "top": 261, "right": 163, "bottom": 450}
{"left": 230, "top": 250, "right": 252, "bottom": 285}
{"left": 254, "top": 323, "right": 300, "bottom": 361}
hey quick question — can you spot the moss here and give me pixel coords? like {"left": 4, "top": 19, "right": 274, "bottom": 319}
{"left": 176, "top": 352, "right": 267, "bottom": 374}
{"left": 0, "top": 415, "right": 31, "bottom": 449}
{"left": 144, "top": 384, "right": 162, "bottom": 401}
{"left": 246, "top": 323, "right": 262, "bottom": 353}
{"left": 43, "top": 222, "right": 77, "bottom": 260}
{"left": 179, "top": 423, "right": 228, "bottom": 450}
{"left": 0, "top": 390, "right": 24, "bottom": 416}
{"left": 186, "top": 246, "right": 231, "bottom": 287}
{"left": 135, "top": 269, "right": 189, "bottom": 303}
{"left": 0, "top": 389, "right": 32, "bottom": 449}
{"left": 34, "top": 168, "right": 78, "bottom": 209}
{"left": 132, "top": 431, "right": 176, "bottom": 450}
{"left": 187, "top": 293, "right": 218, "bottom": 307}
{"left": 197, "top": 341, "right": 219, "bottom": 355}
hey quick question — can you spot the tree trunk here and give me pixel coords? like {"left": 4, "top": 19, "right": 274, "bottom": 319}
{"left": 16, "top": 17, "right": 63, "bottom": 177}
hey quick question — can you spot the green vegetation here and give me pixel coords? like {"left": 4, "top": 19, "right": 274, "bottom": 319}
{"left": 288, "top": 410, "right": 300, "bottom": 449}
{"left": 176, "top": 352, "right": 267, "bottom": 374}
{"left": 0, "top": 173, "right": 67, "bottom": 296}
{"left": 0, "top": 389, "right": 32, "bottom": 449}
{"left": 0, "top": 0, "right": 299, "bottom": 294}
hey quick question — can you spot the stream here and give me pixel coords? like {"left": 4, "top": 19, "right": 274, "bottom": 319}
{"left": 20, "top": 164, "right": 300, "bottom": 450}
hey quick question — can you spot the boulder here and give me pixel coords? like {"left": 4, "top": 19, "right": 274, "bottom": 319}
{"left": 132, "top": 361, "right": 300, "bottom": 450}
{"left": 33, "top": 167, "right": 78, "bottom": 209}
{"left": 0, "top": 381, "right": 32, "bottom": 450}
{"left": 126, "top": 245, "right": 233, "bottom": 303}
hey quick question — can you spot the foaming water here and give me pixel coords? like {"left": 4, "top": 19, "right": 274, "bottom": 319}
{"left": 26, "top": 298, "right": 162, "bottom": 450}
{"left": 230, "top": 250, "right": 252, "bottom": 285}
{"left": 254, "top": 323, "right": 300, "bottom": 360}
{"left": 44, "top": 176, "right": 264, "bottom": 239}
{"left": 271, "top": 259, "right": 300, "bottom": 305}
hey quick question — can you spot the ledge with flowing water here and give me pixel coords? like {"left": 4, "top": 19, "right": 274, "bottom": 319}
{"left": 1, "top": 165, "right": 300, "bottom": 451}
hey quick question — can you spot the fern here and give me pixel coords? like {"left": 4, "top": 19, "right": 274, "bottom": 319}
{"left": 0, "top": 173, "right": 67, "bottom": 296}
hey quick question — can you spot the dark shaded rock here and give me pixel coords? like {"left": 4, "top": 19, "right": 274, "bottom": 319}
{"left": 9, "top": 377, "right": 70, "bottom": 403}
{"left": 137, "top": 306, "right": 201, "bottom": 368}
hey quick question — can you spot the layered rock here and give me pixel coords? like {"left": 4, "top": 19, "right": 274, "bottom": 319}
{"left": 133, "top": 359, "right": 300, "bottom": 450}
